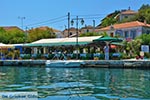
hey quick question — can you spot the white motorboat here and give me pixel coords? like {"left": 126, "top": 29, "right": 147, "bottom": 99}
{"left": 45, "top": 60, "right": 85, "bottom": 68}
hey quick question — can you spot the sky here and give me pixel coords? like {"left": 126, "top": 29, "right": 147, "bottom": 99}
{"left": 0, "top": 0, "right": 150, "bottom": 31}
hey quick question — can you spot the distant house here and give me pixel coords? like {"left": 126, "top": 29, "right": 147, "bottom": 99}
{"left": 53, "top": 29, "right": 63, "bottom": 38}
{"left": 97, "top": 21, "right": 150, "bottom": 40}
{"left": 80, "top": 25, "right": 95, "bottom": 33}
{"left": 97, "top": 11, "right": 120, "bottom": 28}
{"left": 97, "top": 8, "right": 137, "bottom": 28}
{"left": 62, "top": 27, "right": 77, "bottom": 37}
{"left": 63, "top": 25, "right": 100, "bottom": 38}
{"left": 119, "top": 8, "right": 137, "bottom": 21}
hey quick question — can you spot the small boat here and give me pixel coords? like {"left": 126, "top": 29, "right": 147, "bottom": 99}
{"left": 45, "top": 60, "right": 85, "bottom": 68}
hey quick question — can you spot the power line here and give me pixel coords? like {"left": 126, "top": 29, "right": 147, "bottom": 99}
{"left": 28, "top": 18, "right": 67, "bottom": 28}
{"left": 46, "top": 18, "right": 67, "bottom": 24}
{"left": 24, "top": 13, "right": 106, "bottom": 29}
{"left": 71, "top": 14, "right": 106, "bottom": 22}
{"left": 26, "top": 15, "right": 67, "bottom": 27}
{"left": 71, "top": 14, "right": 107, "bottom": 17}
{"left": 83, "top": 16, "right": 104, "bottom": 20}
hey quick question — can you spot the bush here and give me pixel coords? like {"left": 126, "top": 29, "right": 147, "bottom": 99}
{"left": 144, "top": 52, "right": 150, "bottom": 58}
{"left": 21, "top": 54, "right": 31, "bottom": 59}
{"left": 99, "top": 54, "right": 105, "bottom": 60}
{"left": 47, "top": 54, "right": 54, "bottom": 59}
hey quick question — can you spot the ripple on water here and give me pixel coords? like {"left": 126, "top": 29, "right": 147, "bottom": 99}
{"left": 39, "top": 96, "right": 98, "bottom": 100}
{"left": 94, "top": 94, "right": 120, "bottom": 99}
{"left": 16, "top": 86, "right": 36, "bottom": 91}
{"left": 120, "top": 97, "right": 146, "bottom": 100}
{"left": 0, "top": 67, "right": 149, "bottom": 100}
{"left": 94, "top": 86, "right": 108, "bottom": 90}
{"left": 7, "top": 84, "right": 24, "bottom": 87}
{"left": 37, "top": 82, "right": 94, "bottom": 89}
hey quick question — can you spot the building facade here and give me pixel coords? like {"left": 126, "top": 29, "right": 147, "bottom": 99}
{"left": 98, "top": 21, "right": 150, "bottom": 40}
{"left": 62, "top": 27, "right": 77, "bottom": 37}
{"left": 119, "top": 9, "right": 137, "bottom": 21}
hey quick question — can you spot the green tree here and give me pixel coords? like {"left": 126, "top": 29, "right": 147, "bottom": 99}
{"left": 28, "top": 27, "right": 56, "bottom": 42}
{"left": 136, "top": 9, "right": 150, "bottom": 23}
{"left": 79, "top": 32, "right": 100, "bottom": 37}
{"left": 123, "top": 39, "right": 142, "bottom": 58}
{"left": 99, "top": 32, "right": 108, "bottom": 36}
{"left": 139, "top": 4, "right": 150, "bottom": 10}
{"left": 101, "top": 17, "right": 118, "bottom": 27}
{"left": 0, "top": 28, "right": 25, "bottom": 44}
{"left": 99, "top": 4, "right": 150, "bottom": 27}
{"left": 5, "top": 29, "right": 25, "bottom": 44}
{"left": 0, "top": 27, "right": 6, "bottom": 43}
{"left": 79, "top": 32, "right": 108, "bottom": 37}
{"left": 122, "top": 4, "right": 150, "bottom": 24}
{"left": 136, "top": 33, "right": 150, "bottom": 45}
{"left": 100, "top": 11, "right": 120, "bottom": 27}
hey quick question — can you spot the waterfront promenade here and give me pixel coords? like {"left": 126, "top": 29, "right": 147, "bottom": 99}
{"left": 0, "top": 59, "right": 150, "bottom": 69}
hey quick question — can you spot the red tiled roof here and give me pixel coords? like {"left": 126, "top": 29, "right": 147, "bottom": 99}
{"left": 121, "top": 10, "right": 137, "bottom": 15}
{"left": 99, "top": 21, "right": 150, "bottom": 31}
{"left": 81, "top": 25, "right": 93, "bottom": 29}
{"left": 69, "top": 27, "right": 76, "bottom": 31}
{"left": 63, "top": 27, "right": 76, "bottom": 32}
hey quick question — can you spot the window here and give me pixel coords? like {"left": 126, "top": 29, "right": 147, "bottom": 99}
{"left": 69, "top": 32, "right": 72, "bottom": 35}
{"left": 110, "top": 32, "right": 114, "bottom": 37}
{"left": 130, "top": 30, "right": 136, "bottom": 39}
{"left": 146, "top": 30, "right": 150, "bottom": 34}
{"left": 124, "top": 31, "right": 129, "bottom": 38}
{"left": 86, "top": 29, "right": 89, "bottom": 33}
{"left": 116, "top": 30, "right": 123, "bottom": 37}
{"left": 124, "top": 16, "right": 128, "bottom": 19}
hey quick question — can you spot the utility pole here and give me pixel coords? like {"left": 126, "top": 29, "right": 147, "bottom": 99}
{"left": 68, "top": 12, "right": 70, "bottom": 37}
{"left": 18, "top": 16, "right": 26, "bottom": 30}
{"left": 25, "top": 27, "right": 29, "bottom": 43}
{"left": 93, "top": 20, "right": 95, "bottom": 32}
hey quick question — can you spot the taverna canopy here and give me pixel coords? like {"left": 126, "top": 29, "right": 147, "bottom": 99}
{"left": 25, "top": 36, "right": 102, "bottom": 47}
{"left": 93, "top": 36, "right": 123, "bottom": 42}
{"left": 0, "top": 43, "right": 14, "bottom": 48}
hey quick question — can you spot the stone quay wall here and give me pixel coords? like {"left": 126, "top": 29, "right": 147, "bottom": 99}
{"left": 0, "top": 60, "right": 149, "bottom": 69}
{"left": 83, "top": 60, "right": 150, "bottom": 69}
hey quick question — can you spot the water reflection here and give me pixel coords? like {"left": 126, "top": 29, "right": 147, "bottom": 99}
{"left": 0, "top": 66, "right": 150, "bottom": 100}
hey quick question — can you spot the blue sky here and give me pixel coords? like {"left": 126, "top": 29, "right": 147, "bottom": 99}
{"left": 0, "top": 0, "right": 150, "bottom": 30}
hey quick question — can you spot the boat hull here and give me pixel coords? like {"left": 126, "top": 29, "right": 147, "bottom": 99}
{"left": 45, "top": 60, "right": 85, "bottom": 68}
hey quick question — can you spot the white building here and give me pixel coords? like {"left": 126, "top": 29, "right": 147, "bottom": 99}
{"left": 97, "top": 21, "right": 150, "bottom": 40}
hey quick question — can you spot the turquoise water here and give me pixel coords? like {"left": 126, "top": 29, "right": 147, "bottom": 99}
{"left": 0, "top": 66, "right": 150, "bottom": 100}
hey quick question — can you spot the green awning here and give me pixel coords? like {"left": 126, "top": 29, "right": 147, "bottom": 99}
{"left": 111, "top": 42, "right": 124, "bottom": 46}
{"left": 25, "top": 42, "right": 90, "bottom": 47}
{"left": 93, "top": 36, "right": 123, "bottom": 42}
{"left": 25, "top": 43, "right": 60, "bottom": 47}
{"left": 60, "top": 42, "right": 90, "bottom": 46}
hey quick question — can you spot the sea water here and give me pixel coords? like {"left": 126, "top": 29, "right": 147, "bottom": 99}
{"left": 0, "top": 66, "right": 149, "bottom": 100}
